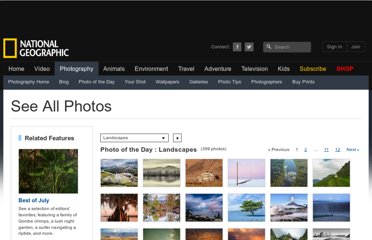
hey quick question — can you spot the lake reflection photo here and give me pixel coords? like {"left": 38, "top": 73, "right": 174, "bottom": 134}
{"left": 143, "top": 159, "right": 180, "bottom": 187}
{"left": 143, "top": 194, "right": 180, "bottom": 222}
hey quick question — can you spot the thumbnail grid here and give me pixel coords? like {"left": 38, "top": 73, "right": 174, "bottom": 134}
{"left": 99, "top": 158, "right": 350, "bottom": 240}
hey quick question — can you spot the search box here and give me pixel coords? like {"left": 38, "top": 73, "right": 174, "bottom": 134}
{"left": 263, "top": 42, "right": 311, "bottom": 53}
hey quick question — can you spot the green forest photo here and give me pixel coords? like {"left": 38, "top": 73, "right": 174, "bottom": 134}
{"left": 19, "top": 149, "right": 78, "bottom": 193}
{"left": 271, "top": 159, "right": 307, "bottom": 187}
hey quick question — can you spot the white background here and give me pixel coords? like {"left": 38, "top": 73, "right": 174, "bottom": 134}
{"left": 2, "top": 89, "right": 369, "bottom": 240}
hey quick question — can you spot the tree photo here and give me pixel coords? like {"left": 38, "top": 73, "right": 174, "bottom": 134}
{"left": 19, "top": 149, "right": 78, "bottom": 193}
{"left": 240, "top": 200, "right": 263, "bottom": 216}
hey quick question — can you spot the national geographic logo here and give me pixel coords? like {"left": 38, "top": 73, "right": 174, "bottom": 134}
{"left": 2, "top": 38, "right": 69, "bottom": 59}
{"left": 3, "top": 38, "right": 17, "bottom": 59}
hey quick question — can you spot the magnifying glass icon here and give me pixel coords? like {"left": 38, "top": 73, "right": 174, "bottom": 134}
{"left": 266, "top": 43, "right": 272, "bottom": 50}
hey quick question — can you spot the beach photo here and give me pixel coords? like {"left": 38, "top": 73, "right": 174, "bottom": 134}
{"left": 186, "top": 159, "right": 222, "bottom": 187}
{"left": 143, "top": 194, "right": 180, "bottom": 222}
{"left": 143, "top": 229, "right": 180, "bottom": 240}
{"left": 313, "top": 159, "right": 350, "bottom": 187}
{"left": 270, "top": 194, "right": 308, "bottom": 221}
{"left": 271, "top": 228, "right": 307, "bottom": 240}
{"left": 19, "top": 149, "right": 78, "bottom": 193}
{"left": 228, "top": 228, "right": 265, "bottom": 240}
{"left": 313, "top": 228, "right": 350, "bottom": 240}
{"left": 143, "top": 159, "right": 180, "bottom": 187}
{"left": 186, "top": 194, "right": 223, "bottom": 221}
{"left": 101, "top": 159, "right": 138, "bottom": 187}
{"left": 313, "top": 194, "right": 350, "bottom": 222}
{"left": 101, "top": 194, "right": 138, "bottom": 222}
{"left": 271, "top": 159, "right": 307, "bottom": 187}
{"left": 228, "top": 194, "right": 265, "bottom": 221}
{"left": 101, "top": 229, "right": 138, "bottom": 240}
{"left": 228, "top": 159, "right": 265, "bottom": 187}
{"left": 186, "top": 229, "right": 222, "bottom": 240}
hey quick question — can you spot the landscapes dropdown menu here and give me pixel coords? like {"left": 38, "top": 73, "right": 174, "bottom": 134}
{"left": 100, "top": 133, "right": 169, "bottom": 143}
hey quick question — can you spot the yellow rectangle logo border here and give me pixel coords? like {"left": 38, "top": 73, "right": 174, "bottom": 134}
{"left": 3, "top": 38, "right": 18, "bottom": 59}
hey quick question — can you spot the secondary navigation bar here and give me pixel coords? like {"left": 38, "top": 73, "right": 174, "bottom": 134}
{"left": 3, "top": 75, "right": 368, "bottom": 90}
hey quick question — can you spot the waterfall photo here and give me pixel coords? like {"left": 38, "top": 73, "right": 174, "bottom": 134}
{"left": 313, "top": 194, "right": 350, "bottom": 222}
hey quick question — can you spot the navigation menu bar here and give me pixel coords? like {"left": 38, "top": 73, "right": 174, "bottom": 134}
{"left": 3, "top": 75, "right": 368, "bottom": 90}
